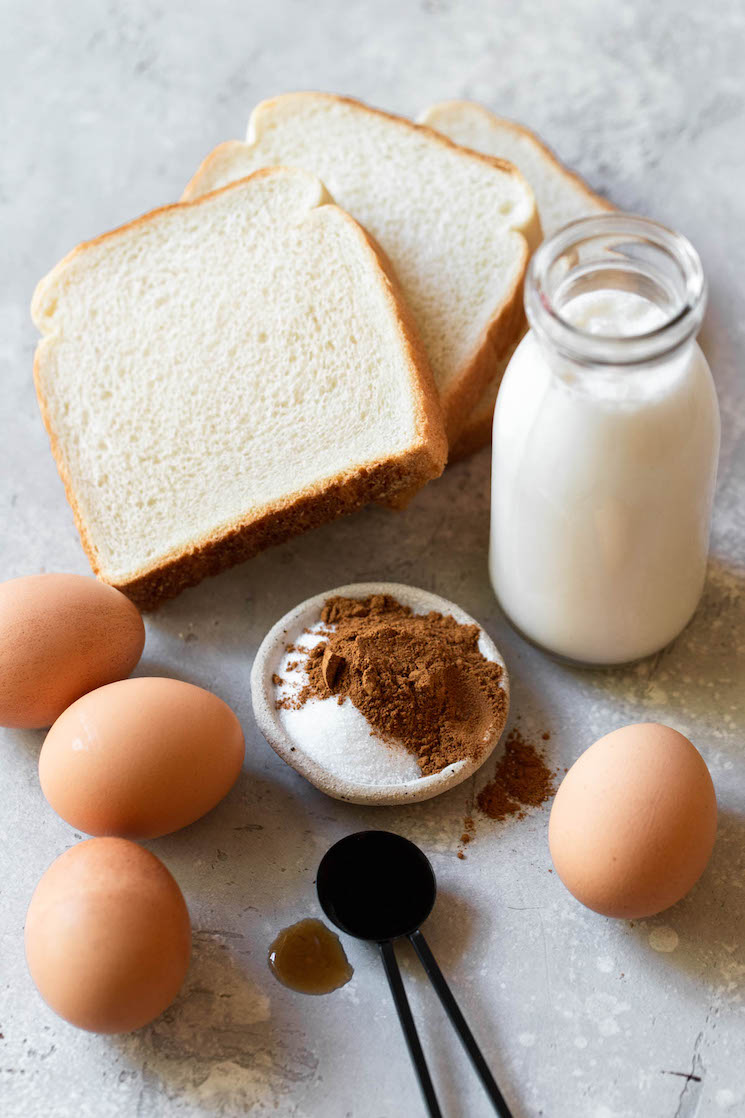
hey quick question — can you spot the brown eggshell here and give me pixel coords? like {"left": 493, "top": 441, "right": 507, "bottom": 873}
{"left": 549, "top": 723, "right": 717, "bottom": 919}
{"left": 39, "top": 677, "right": 245, "bottom": 839}
{"left": 0, "top": 573, "right": 145, "bottom": 729}
{"left": 25, "top": 838, "right": 191, "bottom": 1033}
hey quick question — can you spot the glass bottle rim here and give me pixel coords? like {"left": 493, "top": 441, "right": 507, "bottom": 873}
{"left": 525, "top": 213, "right": 707, "bottom": 367}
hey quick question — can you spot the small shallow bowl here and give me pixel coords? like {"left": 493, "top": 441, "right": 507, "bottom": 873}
{"left": 250, "top": 582, "right": 509, "bottom": 805}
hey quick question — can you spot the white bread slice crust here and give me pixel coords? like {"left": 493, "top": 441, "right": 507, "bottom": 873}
{"left": 182, "top": 93, "right": 541, "bottom": 446}
{"left": 420, "top": 101, "right": 613, "bottom": 461}
{"left": 32, "top": 167, "right": 447, "bottom": 610}
{"left": 448, "top": 340, "right": 518, "bottom": 463}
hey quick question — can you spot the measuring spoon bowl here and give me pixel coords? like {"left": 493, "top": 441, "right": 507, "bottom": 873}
{"left": 317, "top": 830, "right": 436, "bottom": 942}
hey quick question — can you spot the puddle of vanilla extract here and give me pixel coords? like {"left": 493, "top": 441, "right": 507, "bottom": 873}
{"left": 268, "top": 917, "right": 353, "bottom": 995}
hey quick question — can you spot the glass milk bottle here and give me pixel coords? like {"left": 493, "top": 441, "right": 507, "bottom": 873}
{"left": 489, "top": 215, "right": 720, "bottom": 666}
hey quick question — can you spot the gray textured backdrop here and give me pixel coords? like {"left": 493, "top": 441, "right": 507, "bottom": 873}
{"left": 1, "top": 2, "right": 744, "bottom": 1116}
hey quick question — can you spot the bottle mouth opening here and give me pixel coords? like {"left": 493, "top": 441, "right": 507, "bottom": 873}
{"left": 526, "top": 214, "right": 707, "bottom": 366}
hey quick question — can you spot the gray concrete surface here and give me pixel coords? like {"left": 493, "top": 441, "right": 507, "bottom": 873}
{"left": 1, "top": 1, "right": 744, "bottom": 1115}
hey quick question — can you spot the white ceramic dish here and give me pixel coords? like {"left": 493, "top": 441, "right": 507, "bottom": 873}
{"left": 250, "top": 582, "right": 510, "bottom": 805}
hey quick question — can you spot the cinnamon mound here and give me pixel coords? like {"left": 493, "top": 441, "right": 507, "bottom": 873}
{"left": 287, "top": 594, "right": 506, "bottom": 777}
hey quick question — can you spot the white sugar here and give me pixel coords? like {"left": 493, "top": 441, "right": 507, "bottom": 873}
{"left": 275, "top": 622, "right": 422, "bottom": 785}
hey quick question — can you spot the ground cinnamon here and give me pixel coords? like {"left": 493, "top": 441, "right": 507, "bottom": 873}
{"left": 476, "top": 727, "right": 556, "bottom": 821}
{"left": 279, "top": 595, "right": 507, "bottom": 777}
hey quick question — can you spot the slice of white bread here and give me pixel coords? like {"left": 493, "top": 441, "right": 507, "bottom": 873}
{"left": 32, "top": 167, "right": 447, "bottom": 609}
{"left": 182, "top": 93, "right": 541, "bottom": 446}
{"left": 420, "top": 101, "right": 613, "bottom": 461}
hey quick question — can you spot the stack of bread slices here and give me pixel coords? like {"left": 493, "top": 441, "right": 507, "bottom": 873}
{"left": 32, "top": 94, "right": 609, "bottom": 608}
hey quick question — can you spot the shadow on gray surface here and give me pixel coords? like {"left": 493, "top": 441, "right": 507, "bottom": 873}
{"left": 146, "top": 768, "right": 318, "bottom": 906}
{"left": 7, "top": 723, "right": 46, "bottom": 760}
{"left": 133, "top": 656, "right": 209, "bottom": 689}
{"left": 628, "top": 808, "right": 745, "bottom": 988}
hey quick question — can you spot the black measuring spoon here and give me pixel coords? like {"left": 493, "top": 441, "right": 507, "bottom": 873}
{"left": 316, "top": 830, "right": 514, "bottom": 1118}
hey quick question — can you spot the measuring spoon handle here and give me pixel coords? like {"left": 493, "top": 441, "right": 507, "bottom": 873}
{"left": 379, "top": 939, "right": 443, "bottom": 1118}
{"left": 409, "top": 929, "right": 514, "bottom": 1118}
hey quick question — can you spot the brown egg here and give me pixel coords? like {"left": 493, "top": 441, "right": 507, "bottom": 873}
{"left": 549, "top": 723, "right": 717, "bottom": 919}
{"left": 25, "top": 838, "right": 191, "bottom": 1033}
{"left": 0, "top": 573, "right": 145, "bottom": 729}
{"left": 39, "top": 677, "right": 244, "bottom": 839}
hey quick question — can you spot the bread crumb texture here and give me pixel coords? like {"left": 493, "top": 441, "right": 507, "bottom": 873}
{"left": 183, "top": 93, "right": 540, "bottom": 440}
{"left": 32, "top": 167, "right": 446, "bottom": 607}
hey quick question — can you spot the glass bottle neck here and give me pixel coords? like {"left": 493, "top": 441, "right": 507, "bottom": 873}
{"left": 525, "top": 214, "right": 706, "bottom": 370}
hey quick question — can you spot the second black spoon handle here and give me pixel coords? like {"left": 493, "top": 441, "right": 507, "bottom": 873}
{"left": 409, "top": 929, "right": 514, "bottom": 1118}
{"left": 379, "top": 939, "right": 443, "bottom": 1118}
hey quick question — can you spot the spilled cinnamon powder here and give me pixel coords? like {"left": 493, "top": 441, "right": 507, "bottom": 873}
{"left": 456, "top": 814, "right": 476, "bottom": 859}
{"left": 277, "top": 595, "right": 507, "bottom": 777}
{"left": 476, "top": 727, "right": 556, "bottom": 821}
